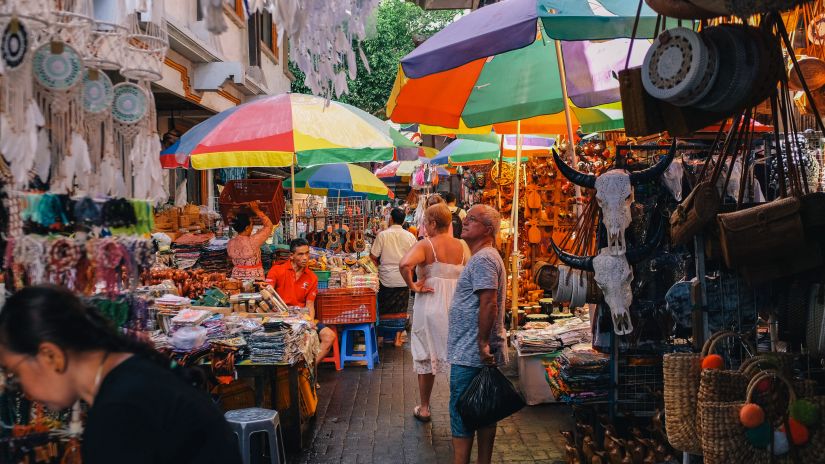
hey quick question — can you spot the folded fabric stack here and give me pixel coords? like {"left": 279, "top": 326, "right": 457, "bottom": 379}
{"left": 546, "top": 349, "right": 610, "bottom": 404}
{"left": 171, "top": 308, "right": 211, "bottom": 326}
{"left": 172, "top": 233, "right": 215, "bottom": 269}
{"left": 200, "top": 238, "right": 230, "bottom": 274}
{"left": 154, "top": 294, "right": 191, "bottom": 317}
{"left": 515, "top": 317, "right": 592, "bottom": 353}
{"left": 202, "top": 316, "right": 229, "bottom": 341}
{"left": 248, "top": 329, "right": 288, "bottom": 364}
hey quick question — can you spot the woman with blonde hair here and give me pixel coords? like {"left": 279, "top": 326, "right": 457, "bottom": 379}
{"left": 399, "top": 203, "right": 469, "bottom": 422}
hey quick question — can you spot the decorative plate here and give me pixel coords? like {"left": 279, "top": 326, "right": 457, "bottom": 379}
{"left": 642, "top": 27, "right": 708, "bottom": 103}
{"left": 112, "top": 82, "right": 148, "bottom": 124}
{"left": 32, "top": 42, "right": 83, "bottom": 90}
{"left": 83, "top": 70, "right": 114, "bottom": 114}
{"left": 1, "top": 20, "right": 28, "bottom": 70}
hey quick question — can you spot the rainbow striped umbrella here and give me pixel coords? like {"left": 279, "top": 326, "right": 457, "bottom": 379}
{"left": 163, "top": 93, "right": 418, "bottom": 170}
{"left": 284, "top": 163, "right": 394, "bottom": 200}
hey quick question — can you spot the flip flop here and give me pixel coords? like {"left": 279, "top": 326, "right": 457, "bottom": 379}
{"left": 413, "top": 405, "right": 431, "bottom": 423}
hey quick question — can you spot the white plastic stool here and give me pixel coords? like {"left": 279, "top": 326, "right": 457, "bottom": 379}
{"left": 225, "top": 407, "right": 285, "bottom": 464}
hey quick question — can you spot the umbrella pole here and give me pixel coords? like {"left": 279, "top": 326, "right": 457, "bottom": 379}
{"left": 291, "top": 157, "right": 298, "bottom": 239}
{"left": 498, "top": 134, "right": 504, "bottom": 211}
{"left": 554, "top": 40, "right": 582, "bottom": 217}
{"left": 510, "top": 120, "right": 522, "bottom": 331}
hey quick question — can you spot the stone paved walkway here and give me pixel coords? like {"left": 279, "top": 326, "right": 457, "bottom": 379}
{"left": 289, "top": 339, "right": 573, "bottom": 464}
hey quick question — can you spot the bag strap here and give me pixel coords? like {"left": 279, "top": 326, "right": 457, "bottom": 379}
{"left": 624, "top": 0, "right": 644, "bottom": 71}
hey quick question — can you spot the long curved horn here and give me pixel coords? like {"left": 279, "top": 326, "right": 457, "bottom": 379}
{"left": 629, "top": 139, "right": 677, "bottom": 185}
{"left": 552, "top": 147, "right": 596, "bottom": 189}
{"left": 550, "top": 237, "right": 595, "bottom": 272}
{"left": 626, "top": 213, "right": 666, "bottom": 264}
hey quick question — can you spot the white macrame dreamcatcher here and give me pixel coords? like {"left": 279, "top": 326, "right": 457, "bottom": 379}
{"left": 80, "top": 69, "right": 115, "bottom": 195}
{"left": 128, "top": 85, "right": 167, "bottom": 204}
{"left": 0, "top": 17, "right": 46, "bottom": 187}
{"left": 32, "top": 41, "right": 88, "bottom": 194}
{"left": 111, "top": 80, "right": 149, "bottom": 198}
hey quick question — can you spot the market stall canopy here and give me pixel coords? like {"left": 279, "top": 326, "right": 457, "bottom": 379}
{"left": 430, "top": 136, "right": 554, "bottom": 166}
{"left": 400, "top": 0, "right": 665, "bottom": 79}
{"left": 388, "top": 34, "right": 645, "bottom": 130}
{"left": 162, "top": 93, "right": 418, "bottom": 170}
{"left": 375, "top": 158, "right": 432, "bottom": 179}
{"left": 284, "top": 163, "right": 394, "bottom": 200}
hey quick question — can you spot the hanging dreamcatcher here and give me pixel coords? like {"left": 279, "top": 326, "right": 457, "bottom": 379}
{"left": 80, "top": 69, "right": 114, "bottom": 194}
{"left": 0, "top": 18, "right": 46, "bottom": 187}
{"left": 109, "top": 81, "right": 148, "bottom": 197}
{"left": 32, "top": 41, "right": 88, "bottom": 193}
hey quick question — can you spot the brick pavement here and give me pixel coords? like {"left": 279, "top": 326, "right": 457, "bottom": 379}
{"left": 290, "top": 339, "right": 573, "bottom": 464}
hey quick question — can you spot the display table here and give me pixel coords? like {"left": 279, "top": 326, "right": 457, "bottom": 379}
{"left": 235, "top": 360, "right": 315, "bottom": 450}
{"left": 515, "top": 347, "right": 559, "bottom": 405}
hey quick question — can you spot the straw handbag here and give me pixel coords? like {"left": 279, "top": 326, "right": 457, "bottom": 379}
{"left": 663, "top": 331, "right": 739, "bottom": 454}
{"left": 701, "top": 370, "right": 825, "bottom": 464}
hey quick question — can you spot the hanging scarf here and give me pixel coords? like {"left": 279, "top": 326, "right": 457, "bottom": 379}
{"left": 93, "top": 237, "right": 131, "bottom": 295}
{"left": 13, "top": 235, "right": 47, "bottom": 284}
{"left": 48, "top": 237, "right": 80, "bottom": 289}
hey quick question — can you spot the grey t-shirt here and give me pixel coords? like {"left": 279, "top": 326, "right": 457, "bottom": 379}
{"left": 447, "top": 246, "right": 508, "bottom": 368}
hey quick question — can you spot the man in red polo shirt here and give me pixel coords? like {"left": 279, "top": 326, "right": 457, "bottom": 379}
{"left": 266, "top": 238, "right": 335, "bottom": 369}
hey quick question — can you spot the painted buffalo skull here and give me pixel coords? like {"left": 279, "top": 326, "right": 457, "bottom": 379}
{"left": 552, "top": 141, "right": 675, "bottom": 254}
{"left": 549, "top": 211, "right": 666, "bottom": 336}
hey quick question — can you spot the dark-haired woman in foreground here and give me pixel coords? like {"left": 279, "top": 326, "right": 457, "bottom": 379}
{"left": 0, "top": 285, "right": 242, "bottom": 464}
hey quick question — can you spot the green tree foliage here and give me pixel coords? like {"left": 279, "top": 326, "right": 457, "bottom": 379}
{"left": 289, "top": 0, "right": 456, "bottom": 117}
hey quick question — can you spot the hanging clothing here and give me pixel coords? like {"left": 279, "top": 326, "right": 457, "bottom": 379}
{"left": 411, "top": 238, "right": 467, "bottom": 375}
{"left": 226, "top": 224, "right": 273, "bottom": 281}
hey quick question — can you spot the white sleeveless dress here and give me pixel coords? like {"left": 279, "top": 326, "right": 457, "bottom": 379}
{"left": 411, "top": 238, "right": 466, "bottom": 375}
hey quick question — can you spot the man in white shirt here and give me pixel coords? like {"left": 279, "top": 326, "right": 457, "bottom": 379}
{"left": 371, "top": 208, "right": 417, "bottom": 322}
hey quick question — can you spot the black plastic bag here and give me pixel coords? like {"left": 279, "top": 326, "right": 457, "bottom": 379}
{"left": 456, "top": 366, "right": 526, "bottom": 430}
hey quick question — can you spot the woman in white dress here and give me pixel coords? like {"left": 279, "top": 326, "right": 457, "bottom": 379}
{"left": 399, "top": 203, "right": 469, "bottom": 422}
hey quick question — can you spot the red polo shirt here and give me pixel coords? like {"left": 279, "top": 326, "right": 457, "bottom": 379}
{"left": 265, "top": 262, "right": 318, "bottom": 307}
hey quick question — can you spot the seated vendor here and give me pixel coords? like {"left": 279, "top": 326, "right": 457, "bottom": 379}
{"left": 227, "top": 201, "right": 273, "bottom": 281}
{"left": 266, "top": 239, "right": 335, "bottom": 370}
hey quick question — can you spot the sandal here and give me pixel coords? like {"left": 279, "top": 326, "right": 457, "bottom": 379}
{"left": 413, "top": 405, "right": 431, "bottom": 423}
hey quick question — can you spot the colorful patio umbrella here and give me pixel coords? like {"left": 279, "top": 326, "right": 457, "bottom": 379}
{"left": 162, "top": 93, "right": 417, "bottom": 170}
{"left": 388, "top": 36, "right": 645, "bottom": 131}
{"left": 401, "top": 0, "right": 668, "bottom": 79}
{"left": 284, "top": 164, "right": 394, "bottom": 200}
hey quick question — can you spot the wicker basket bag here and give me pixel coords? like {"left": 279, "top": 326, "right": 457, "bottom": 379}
{"left": 663, "top": 331, "right": 736, "bottom": 454}
{"left": 696, "top": 333, "right": 757, "bottom": 446}
{"left": 701, "top": 370, "right": 825, "bottom": 464}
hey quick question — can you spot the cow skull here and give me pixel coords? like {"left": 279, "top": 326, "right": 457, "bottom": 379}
{"left": 549, "top": 213, "right": 666, "bottom": 335}
{"left": 594, "top": 170, "right": 633, "bottom": 254}
{"left": 552, "top": 142, "right": 676, "bottom": 248}
{"left": 593, "top": 250, "right": 634, "bottom": 335}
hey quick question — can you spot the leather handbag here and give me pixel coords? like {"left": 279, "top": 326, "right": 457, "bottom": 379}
{"left": 620, "top": 66, "right": 666, "bottom": 137}
{"left": 670, "top": 181, "right": 720, "bottom": 246}
{"left": 716, "top": 197, "right": 806, "bottom": 268}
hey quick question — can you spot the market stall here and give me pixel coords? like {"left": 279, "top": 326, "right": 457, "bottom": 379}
{"left": 388, "top": 1, "right": 825, "bottom": 463}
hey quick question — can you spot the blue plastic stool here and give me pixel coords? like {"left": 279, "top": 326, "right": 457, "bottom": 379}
{"left": 339, "top": 323, "right": 379, "bottom": 369}
{"left": 377, "top": 314, "right": 407, "bottom": 344}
